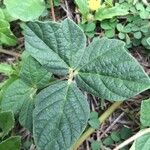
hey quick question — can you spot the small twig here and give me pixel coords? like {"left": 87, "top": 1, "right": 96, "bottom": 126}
{"left": 100, "top": 112, "right": 124, "bottom": 138}
{"left": 72, "top": 101, "right": 123, "bottom": 150}
{"left": 114, "top": 128, "right": 150, "bottom": 150}
{"left": 64, "top": 0, "right": 72, "bottom": 19}
{"left": 75, "top": 8, "right": 81, "bottom": 24}
{"left": 0, "top": 48, "right": 21, "bottom": 58}
{"left": 50, "top": 0, "right": 56, "bottom": 21}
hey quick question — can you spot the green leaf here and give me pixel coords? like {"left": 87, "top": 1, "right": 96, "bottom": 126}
{"left": 20, "top": 56, "right": 52, "bottom": 89}
{"left": 103, "top": 136, "right": 114, "bottom": 146}
{"left": 24, "top": 19, "right": 86, "bottom": 75}
{"left": 105, "top": 29, "right": 115, "bottom": 38}
{"left": 95, "top": 5, "right": 129, "bottom": 21}
{"left": 147, "top": 37, "right": 150, "bottom": 45}
{"left": 140, "top": 99, "right": 150, "bottom": 127}
{"left": 19, "top": 96, "right": 34, "bottom": 131}
{"left": 0, "top": 8, "right": 15, "bottom": 22}
{"left": 1, "top": 79, "right": 35, "bottom": 115}
{"left": 118, "top": 32, "right": 126, "bottom": 39}
{"left": 0, "top": 19, "right": 17, "bottom": 46}
{"left": 88, "top": 112, "right": 99, "bottom": 129}
{"left": 140, "top": 10, "right": 149, "bottom": 19}
{"left": 116, "top": 23, "right": 124, "bottom": 32}
{"left": 120, "top": 127, "right": 132, "bottom": 140}
{"left": 135, "top": 133, "right": 150, "bottom": 150}
{"left": 75, "top": 38, "right": 150, "bottom": 101}
{"left": 0, "top": 76, "right": 18, "bottom": 103}
{"left": 111, "top": 131, "right": 121, "bottom": 142}
{"left": 0, "top": 111, "right": 14, "bottom": 138}
{"left": 4, "top": 0, "right": 45, "bottom": 21}
{"left": 101, "top": 20, "right": 116, "bottom": 30}
{"left": 75, "top": 0, "right": 89, "bottom": 16}
{"left": 135, "top": 3, "right": 145, "bottom": 11}
{"left": 33, "top": 81, "right": 90, "bottom": 150}
{"left": 0, "top": 136, "right": 21, "bottom": 150}
{"left": 134, "top": 32, "right": 142, "bottom": 39}
{"left": 0, "top": 63, "right": 13, "bottom": 76}
{"left": 91, "top": 141, "right": 101, "bottom": 150}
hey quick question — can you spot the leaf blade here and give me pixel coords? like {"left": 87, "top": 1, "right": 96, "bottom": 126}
{"left": 33, "top": 81, "right": 90, "bottom": 150}
{"left": 76, "top": 38, "right": 150, "bottom": 101}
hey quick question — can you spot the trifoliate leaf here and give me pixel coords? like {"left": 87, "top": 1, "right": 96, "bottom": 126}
{"left": 75, "top": 38, "right": 150, "bottom": 101}
{"left": 4, "top": 0, "right": 45, "bottom": 21}
{"left": 33, "top": 81, "right": 90, "bottom": 150}
{"left": 23, "top": 19, "right": 86, "bottom": 75}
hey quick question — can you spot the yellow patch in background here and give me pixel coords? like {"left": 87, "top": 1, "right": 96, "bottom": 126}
{"left": 88, "top": 0, "right": 101, "bottom": 11}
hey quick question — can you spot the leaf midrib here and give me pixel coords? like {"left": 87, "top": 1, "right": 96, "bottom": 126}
{"left": 26, "top": 23, "right": 70, "bottom": 68}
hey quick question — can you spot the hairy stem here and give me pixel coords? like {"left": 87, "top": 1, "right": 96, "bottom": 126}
{"left": 114, "top": 128, "right": 150, "bottom": 150}
{"left": 72, "top": 101, "right": 123, "bottom": 150}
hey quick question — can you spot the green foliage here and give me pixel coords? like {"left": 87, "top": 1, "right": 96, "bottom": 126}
{"left": 0, "top": 6, "right": 17, "bottom": 45}
{"left": 140, "top": 99, "right": 150, "bottom": 127}
{"left": 75, "top": 0, "right": 89, "bottom": 17}
{"left": 33, "top": 81, "right": 90, "bottom": 150}
{"left": 120, "top": 127, "right": 132, "bottom": 140}
{"left": 130, "top": 98, "right": 150, "bottom": 149}
{"left": 4, "top": 0, "right": 45, "bottom": 21}
{"left": 0, "top": 19, "right": 17, "bottom": 46}
{"left": 1, "top": 56, "right": 52, "bottom": 131}
{"left": 91, "top": 140, "right": 101, "bottom": 150}
{"left": 103, "top": 136, "right": 114, "bottom": 146}
{"left": 0, "top": 110, "right": 21, "bottom": 150}
{"left": 102, "top": 127, "right": 132, "bottom": 148}
{"left": 0, "top": 111, "right": 14, "bottom": 138}
{"left": 20, "top": 56, "right": 52, "bottom": 89}
{"left": 0, "top": 63, "right": 13, "bottom": 76}
{"left": 135, "top": 133, "right": 150, "bottom": 150}
{"left": 0, "top": 136, "right": 21, "bottom": 150}
{"left": 79, "top": 22, "right": 96, "bottom": 38}
{"left": 88, "top": 111, "right": 99, "bottom": 129}
{"left": 95, "top": 4, "right": 129, "bottom": 21}
{"left": 75, "top": 0, "right": 129, "bottom": 22}
{"left": 1, "top": 19, "right": 150, "bottom": 149}
{"left": 75, "top": 0, "right": 150, "bottom": 50}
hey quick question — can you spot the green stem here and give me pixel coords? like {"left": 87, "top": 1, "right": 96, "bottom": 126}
{"left": 72, "top": 101, "right": 123, "bottom": 150}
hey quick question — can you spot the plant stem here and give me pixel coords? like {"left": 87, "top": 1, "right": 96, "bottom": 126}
{"left": 0, "top": 48, "right": 21, "bottom": 58}
{"left": 72, "top": 101, "right": 123, "bottom": 150}
{"left": 50, "top": 0, "right": 56, "bottom": 21}
{"left": 114, "top": 128, "right": 150, "bottom": 150}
